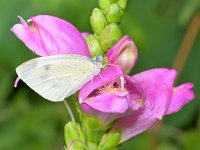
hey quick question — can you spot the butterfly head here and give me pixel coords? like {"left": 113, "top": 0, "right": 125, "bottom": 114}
{"left": 92, "top": 55, "right": 104, "bottom": 68}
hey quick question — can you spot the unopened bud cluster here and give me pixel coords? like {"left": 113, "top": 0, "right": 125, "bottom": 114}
{"left": 64, "top": 112, "right": 123, "bottom": 150}
{"left": 87, "top": 0, "right": 127, "bottom": 56}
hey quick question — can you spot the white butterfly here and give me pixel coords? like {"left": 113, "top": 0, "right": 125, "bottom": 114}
{"left": 16, "top": 54, "right": 103, "bottom": 102}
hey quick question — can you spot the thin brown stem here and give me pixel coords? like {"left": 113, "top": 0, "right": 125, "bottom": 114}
{"left": 172, "top": 11, "right": 200, "bottom": 81}
{"left": 150, "top": 10, "right": 200, "bottom": 150}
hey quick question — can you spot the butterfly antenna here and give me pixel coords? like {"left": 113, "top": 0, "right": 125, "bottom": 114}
{"left": 98, "top": 73, "right": 104, "bottom": 81}
{"left": 107, "top": 62, "right": 120, "bottom": 67}
{"left": 64, "top": 100, "right": 75, "bottom": 123}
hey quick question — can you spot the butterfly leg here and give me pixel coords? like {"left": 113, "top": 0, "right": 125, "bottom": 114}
{"left": 98, "top": 73, "right": 104, "bottom": 81}
{"left": 107, "top": 62, "right": 120, "bottom": 67}
{"left": 89, "top": 78, "right": 93, "bottom": 87}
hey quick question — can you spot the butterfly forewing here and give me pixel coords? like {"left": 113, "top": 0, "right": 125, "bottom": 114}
{"left": 16, "top": 54, "right": 99, "bottom": 102}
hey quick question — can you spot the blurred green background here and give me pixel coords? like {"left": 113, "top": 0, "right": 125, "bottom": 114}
{"left": 0, "top": 0, "right": 199, "bottom": 150}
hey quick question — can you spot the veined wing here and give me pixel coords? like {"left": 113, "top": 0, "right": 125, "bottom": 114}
{"left": 16, "top": 54, "right": 97, "bottom": 102}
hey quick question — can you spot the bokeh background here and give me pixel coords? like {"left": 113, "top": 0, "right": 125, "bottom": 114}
{"left": 0, "top": 0, "right": 199, "bottom": 150}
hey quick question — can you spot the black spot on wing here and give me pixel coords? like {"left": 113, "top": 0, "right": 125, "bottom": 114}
{"left": 45, "top": 65, "right": 51, "bottom": 71}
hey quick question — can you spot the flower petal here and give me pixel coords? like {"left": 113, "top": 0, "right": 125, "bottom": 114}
{"left": 165, "top": 83, "right": 195, "bottom": 115}
{"left": 132, "top": 68, "right": 177, "bottom": 119}
{"left": 83, "top": 90, "right": 129, "bottom": 113}
{"left": 11, "top": 15, "right": 90, "bottom": 57}
{"left": 125, "top": 75, "right": 145, "bottom": 110}
{"left": 81, "top": 103, "right": 125, "bottom": 126}
{"left": 113, "top": 107, "right": 157, "bottom": 143}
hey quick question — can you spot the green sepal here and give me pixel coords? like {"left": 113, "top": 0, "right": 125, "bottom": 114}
{"left": 97, "top": 129, "right": 122, "bottom": 150}
{"left": 83, "top": 117, "right": 106, "bottom": 143}
{"left": 84, "top": 35, "right": 103, "bottom": 57}
{"left": 64, "top": 122, "right": 85, "bottom": 150}
{"left": 117, "top": 0, "right": 127, "bottom": 10}
{"left": 105, "top": 3, "right": 124, "bottom": 24}
{"left": 100, "top": 23, "right": 122, "bottom": 52}
{"left": 90, "top": 8, "right": 108, "bottom": 35}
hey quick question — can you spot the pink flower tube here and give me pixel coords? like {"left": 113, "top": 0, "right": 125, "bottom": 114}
{"left": 11, "top": 15, "right": 90, "bottom": 57}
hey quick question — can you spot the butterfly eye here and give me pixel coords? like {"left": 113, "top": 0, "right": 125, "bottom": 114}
{"left": 96, "top": 55, "right": 103, "bottom": 63}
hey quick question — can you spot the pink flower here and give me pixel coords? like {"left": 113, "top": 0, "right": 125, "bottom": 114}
{"left": 79, "top": 66, "right": 145, "bottom": 125}
{"left": 79, "top": 66, "right": 144, "bottom": 112}
{"left": 79, "top": 68, "right": 195, "bottom": 142}
{"left": 11, "top": 15, "right": 90, "bottom": 57}
{"left": 106, "top": 35, "right": 138, "bottom": 73}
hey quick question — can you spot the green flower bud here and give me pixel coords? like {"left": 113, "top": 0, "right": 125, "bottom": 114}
{"left": 117, "top": 0, "right": 127, "bottom": 9}
{"left": 100, "top": 23, "right": 122, "bottom": 52}
{"left": 64, "top": 122, "right": 85, "bottom": 150}
{"left": 84, "top": 35, "right": 103, "bottom": 57}
{"left": 90, "top": 8, "right": 107, "bottom": 35}
{"left": 105, "top": 3, "right": 124, "bottom": 24}
{"left": 83, "top": 117, "right": 105, "bottom": 143}
{"left": 99, "top": 0, "right": 118, "bottom": 10}
{"left": 98, "top": 129, "right": 122, "bottom": 150}
{"left": 110, "top": 0, "right": 118, "bottom": 2}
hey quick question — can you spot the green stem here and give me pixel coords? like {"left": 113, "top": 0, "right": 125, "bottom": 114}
{"left": 64, "top": 100, "right": 75, "bottom": 123}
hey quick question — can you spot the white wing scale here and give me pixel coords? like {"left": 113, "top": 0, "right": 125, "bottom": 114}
{"left": 16, "top": 54, "right": 99, "bottom": 102}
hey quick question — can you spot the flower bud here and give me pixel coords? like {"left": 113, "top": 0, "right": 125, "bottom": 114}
{"left": 83, "top": 117, "right": 105, "bottom": 143}
{"left": 84, "top": 35, "right": 103, "bottom": 57}
{"left": 117, "top": 0, "right": 127, "bottom": 9}
{"left": 90, "top": 8, "right": 107, "bottom": 35}
{"left": 64, "top": 122, "right": 85, "bottom": 150}
{"left": 98, "top": 129, "right": 121, "bottom": 149}
{"left": 106, "top": 35, "right": 138, "bottom": 74}
{"left": 100, "top": 23, "right": 122, "bottom": 52}
{"left": 106, "top": 3, "right": 124, "bottom": 24}
{"left": 99, "top": 0, "right": 118, "bottom": 10}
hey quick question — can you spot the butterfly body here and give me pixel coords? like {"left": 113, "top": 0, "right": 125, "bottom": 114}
{"left": 16, "top": 54, "right": 103, "bottom": 102}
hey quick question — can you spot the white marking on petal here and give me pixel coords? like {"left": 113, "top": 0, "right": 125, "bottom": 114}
{"left": 27, "top": 19, "right": 32, "bottom": 23}
{"left": 79, "top": 97, "right": 83, "bottom": 104}
{"left": 120, "top": 76, "right": 125, "bottom": 90}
